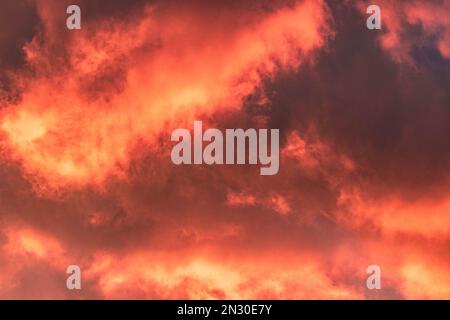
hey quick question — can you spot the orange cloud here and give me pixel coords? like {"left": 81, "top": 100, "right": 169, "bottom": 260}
{"left": 83, "top": 250, "right": 363, "bottom": 299}
{"left": 4, "top": 226, "right": 65, "bottom": 261}
{"left": 0, "top": 0, "right": 331, "bottom": 195}
{"left": 337, "top": 188, "right": 450, "bottom": 239}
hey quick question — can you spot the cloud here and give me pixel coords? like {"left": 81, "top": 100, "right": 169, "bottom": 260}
{"left": 0, "top": 0, "right": 331, "bottom": 194}
{"left": 355, "top": 0, "right": 450, "bottom": 63}
{"left": 0, "top": 0, "right": 448, "bottom": 299}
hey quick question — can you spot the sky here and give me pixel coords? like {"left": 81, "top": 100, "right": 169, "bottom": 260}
{"left": 0, "top": 0, "right": 449, "bottom": 299}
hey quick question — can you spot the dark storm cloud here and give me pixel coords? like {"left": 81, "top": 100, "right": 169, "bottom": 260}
{"left": 264, "top": 1, "right": 450, "bottom": 199}
{"left": 0, "top": 1, "right": 38, "bottom": 70}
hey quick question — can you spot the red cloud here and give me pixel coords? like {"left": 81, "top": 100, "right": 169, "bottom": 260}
{"left": 0, "top": 0, "right": 331, "bottom": 194}
{"left": 0, "top": 0, "right": 448, "bottom": 300}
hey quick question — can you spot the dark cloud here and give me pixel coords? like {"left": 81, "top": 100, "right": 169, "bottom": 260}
{"left": 265, "top": 1, "right": 450, "bottom": 199}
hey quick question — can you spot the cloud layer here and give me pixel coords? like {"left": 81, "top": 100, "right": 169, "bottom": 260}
{"left": 0, "top": 0, "right": 449, "bottom": 299}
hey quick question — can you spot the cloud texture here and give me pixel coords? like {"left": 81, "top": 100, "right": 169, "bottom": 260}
{"left": 0, "top": 0, "right": 449, "bottom": 299}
